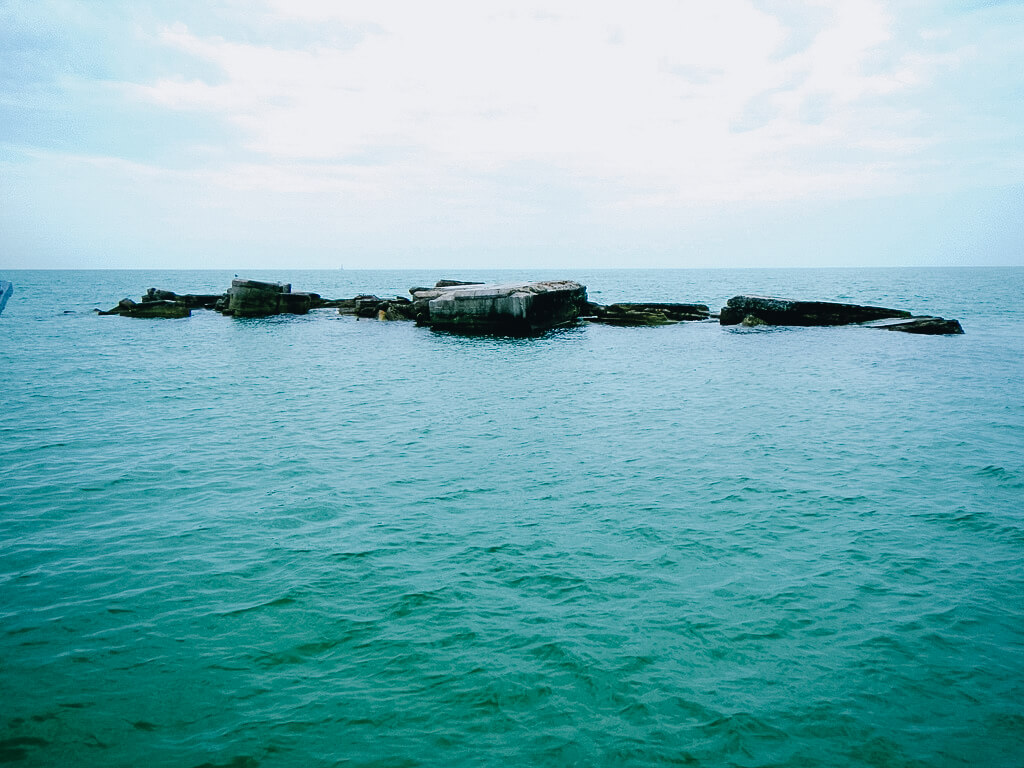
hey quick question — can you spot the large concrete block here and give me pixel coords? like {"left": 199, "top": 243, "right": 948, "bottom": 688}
{"left": 426, "top": 280, "right": 588, "bottom": 334}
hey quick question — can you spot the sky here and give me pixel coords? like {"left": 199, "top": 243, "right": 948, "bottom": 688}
{"left": 1, "top": 0, "right": 1023, "bottom": 269}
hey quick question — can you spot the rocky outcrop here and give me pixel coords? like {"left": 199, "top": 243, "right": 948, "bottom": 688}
{"left": 424, "top": 280, "right": 588, "bottom": 334}
{"left": 99, "top": 286, "right": 225, "bottom": 317}
{"left": 143, "top": 288, "right": 224, "bottom": 309}
{"left": 335, "top": 295, "right": 416, "bottom": 320}
{"left": 224, "top": 279, "right": 313, "bottom": 317}
{"left": 719, "top": 296, "right": 912, "bottom": 326}
{"left": 100, "top": 297, "right": 191, "bottom": 318}
{"left": 860, "top": 316, "right": 964, "bottom": 335}
{"left": 406, "top": 282, "right": 476, "bottom": 323}
{"left": 588, "top": 302, "right": 710, "bottom": 326}
{"left": 92, "top": 281, "right": 964, "bottom": 336}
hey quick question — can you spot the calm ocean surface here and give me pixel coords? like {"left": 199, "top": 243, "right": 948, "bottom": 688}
{"left": 1, "top": 268, "right": 1023, "bottom": 767}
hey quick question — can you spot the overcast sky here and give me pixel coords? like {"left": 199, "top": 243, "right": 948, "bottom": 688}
{"left": 2, "top": 0, "right": 1022, "bottom": 269}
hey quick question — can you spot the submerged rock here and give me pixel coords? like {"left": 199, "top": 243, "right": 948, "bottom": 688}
{"left": 860, "top": 316, "right": 964, "bottom": 335}
{"left": 720, "top": 296, "right": 912, "bottom": 326}
{"left": 589, "top": 302, "right": 710, "bottom": 326}
{"left": 434, "top": 279, "right": 483, "bottom": 288}
{"left": 425, "top": 280, "right": 588, "bottom": 334}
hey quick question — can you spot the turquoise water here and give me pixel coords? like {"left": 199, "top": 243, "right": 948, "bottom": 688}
{"left": 2, "top": 268, "right": 1023, "bottom": 767}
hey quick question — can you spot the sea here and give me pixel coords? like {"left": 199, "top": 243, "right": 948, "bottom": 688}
{"left": 1, "top": 268, "right": 1022, "bottom": 767}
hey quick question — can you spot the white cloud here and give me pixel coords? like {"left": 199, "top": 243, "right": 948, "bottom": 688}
{"left": 119, "top": 0, "right": 961, "bottom": 204}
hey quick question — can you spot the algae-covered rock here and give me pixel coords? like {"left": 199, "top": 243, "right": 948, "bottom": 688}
{"left": 590, "top": 302, "right": 710, "bottom": 325}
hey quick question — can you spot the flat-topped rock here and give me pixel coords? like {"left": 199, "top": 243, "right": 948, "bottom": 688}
{"left": 226, "top": 278, "right": 310, "bottom": 317}
{"left": 426, "top": 280, "right": 587, "bottom": 334}
{"left": 720, "top": 296, "right": 912, "bottom": 326}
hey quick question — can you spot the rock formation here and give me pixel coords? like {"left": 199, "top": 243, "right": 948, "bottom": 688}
{"left": 423, "top": 280, "right": 588, "bottom": 334}
{"left": 143, "top": 288, "right": 223, "bottom": 309}
{"left": 719, "top": 296, "right": 912, "bottom": 326}
{"left": 860, "top": 316, "right": 965, "bottom": 335}
{"left": 99, "top": 297, "right": 191, "bottom": 318}
{"left": 224, "top": 279, "right": 314, "bottom": 317}
{"left": 92, "top": 280, "right": 965, "bottom": 336}
{"left": 588, "top": 302, "right": 710, "bottom": 326}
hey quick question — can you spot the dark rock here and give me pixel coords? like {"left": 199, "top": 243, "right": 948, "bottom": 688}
{"left": 720, "top": 296, "right": 912, "bottom": 326}
{"left": 334, "top": 297, "right": 360, "bottom": 314}
{"left": 225, "top": 279, "right": 286, "bottom": 317}
{"left": 180, "top": 294, "right": 226, "bottom": 309}
{"left": 144, "top": 288, "right": 178, "bottom": 302}
{"left": 425, "top": 280, "right": 588, "bottom": 334}
{"left": 111, "top": 299, "right": 190, "bottom": 318}
{"left": 860, "top": 316, "right": 964, "bottom": 335}
{"left": 344, "top": 295, "right": 417, "bottom": 321}
{"left": 354, "top": 296, "right": 385, "bottom": 318}
{"left": 435, "top": 279, "right": 483, "bottom": 288}
{"left": 593, "top": 308, "right": 676, "bottom": 326}
{"left": 143, "top": 288, "right": 224, "bottom": 309}
{"left": 277, "top": 292, "right": 313, "bottom": 315}
{"left": 590, "top": 302, "right": 710, "bottom": 325}
{"left": 378, "top": 303, "right": 411, "bottom": 321}
{"left": 225, "top": 278, "right": 310, "bottom": 317}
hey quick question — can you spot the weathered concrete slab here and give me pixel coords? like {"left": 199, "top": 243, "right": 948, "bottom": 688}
{"left": 720, "top": 296, "right": 911, "bottom": 326}
{"left": 426, "top": 280, "right": 587, "bottom": 334}
{"left": 860, "top": 316, "right": 964, "bottom": 335}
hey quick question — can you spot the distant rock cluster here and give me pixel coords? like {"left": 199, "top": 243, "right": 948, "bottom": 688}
{"left": 718, "top": 295, "right": 963, "bottom": 334}
{"left": 96, "top": 278, "right": 964, "bottom": 335}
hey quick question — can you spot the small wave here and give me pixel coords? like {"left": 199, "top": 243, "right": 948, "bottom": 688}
{"left": 216, "top": 594, "right": 298, "bottom": 617}
{"left": 977, "top": 464, "right": 1024, "bottom": 488}
{"left": 386, "top": 588, "right": 448, "bottom": 619}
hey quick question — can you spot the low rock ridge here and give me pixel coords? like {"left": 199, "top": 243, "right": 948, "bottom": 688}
{"left": 94, "top": 280, "right": 964, "bottom": 336}
{"left": 587, "top": 302, "right": 710, "bottom": 326}
{"left": 719, "top": 295, "right": 963, "bottom": 334}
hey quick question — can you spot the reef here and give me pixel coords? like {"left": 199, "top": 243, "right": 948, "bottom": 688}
{"left": 94, "top": 279, "right": 964, "bottom": 335}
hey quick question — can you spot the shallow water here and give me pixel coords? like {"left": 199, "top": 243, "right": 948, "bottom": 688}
{"left": 2, "top": 268, "right": 1023, "bottom": 767}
